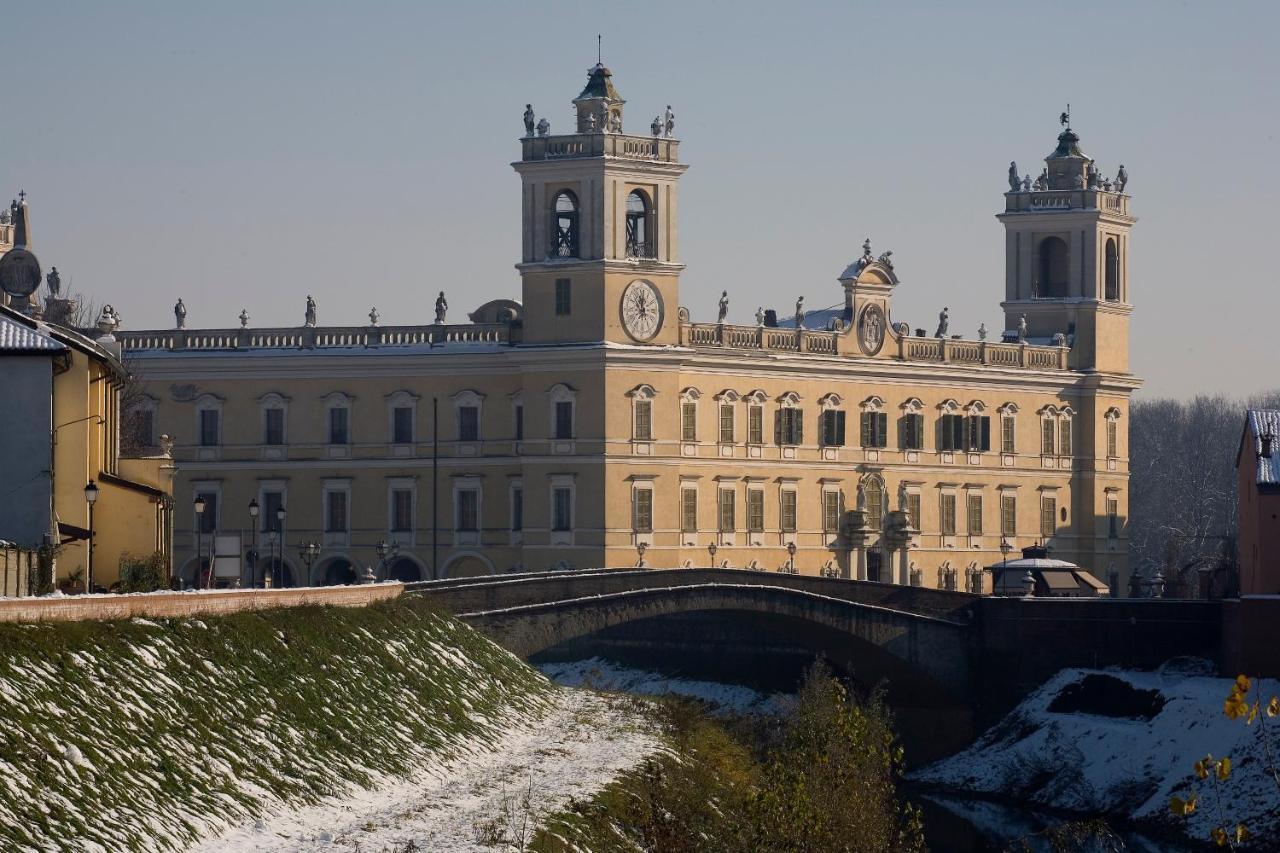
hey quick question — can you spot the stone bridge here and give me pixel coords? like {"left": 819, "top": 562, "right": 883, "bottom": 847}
{"left": 409, "top": 568, "right": 1226, "bottom": 719}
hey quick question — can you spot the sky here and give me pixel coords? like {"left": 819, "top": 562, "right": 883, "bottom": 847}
{"left": 2, "top": 0, "right": 1277, "bottom": 399}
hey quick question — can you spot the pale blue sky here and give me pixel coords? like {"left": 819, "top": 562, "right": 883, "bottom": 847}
{"left": 3, "top": 1, "right": 1277, "bottom": 398}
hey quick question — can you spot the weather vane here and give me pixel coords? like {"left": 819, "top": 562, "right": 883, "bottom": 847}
{"left": 1060, "top": 104, "right": 1070, "bottom": 128}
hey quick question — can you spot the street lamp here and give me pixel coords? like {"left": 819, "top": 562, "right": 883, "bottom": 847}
{"left": 193, "top": 494, "right": 207, "bottom": 588}
{"left": 374, "top": 539, "right": 400, "bottom": 581}
{"left": 999, "top": 537, "right": 1011, "bottom": 561}
{"left": 266, "top": 528, "right": 278, "bottom": 588}
{"left": 787, "top": 541, "right": 797, "bottom": 574}
{"left": 635, "top": 541, "right": 648, "bottom": 569}
{"left": 248, "top": 499, "right": 260, "bottom": 588}
{"left": 707, "top": 542, "right": 718, "bottom": 569}
{"left": 298, "top": 540, "right": 321, "bottom": 586}
{"left": 84, "top": 480, "right": 99, "bottom": 593}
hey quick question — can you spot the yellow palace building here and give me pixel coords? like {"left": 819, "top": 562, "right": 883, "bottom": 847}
{"left": 119, "top": 62, "right": 1138, "bottom": 591}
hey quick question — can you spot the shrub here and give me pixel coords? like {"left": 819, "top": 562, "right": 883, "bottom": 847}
{"left": 118, "top": 552, "right": 167, "bottom": 593}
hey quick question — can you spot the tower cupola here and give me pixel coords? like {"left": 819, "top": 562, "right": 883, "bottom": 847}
{"left": 573, "top": 63, "right": 625, "bottom": 133}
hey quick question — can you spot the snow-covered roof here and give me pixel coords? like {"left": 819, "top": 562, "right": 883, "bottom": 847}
{"left": 0, "top": 309, "right": 66, "bottom": 353}
{"left": 774, "top": 303, "right": 850, "bottom": 331}
{"left": 990, "top": 557, "right": 1080, "bottom": 570}
{"left": 1244, "top": 409, "right": 1280, "bottom": 485}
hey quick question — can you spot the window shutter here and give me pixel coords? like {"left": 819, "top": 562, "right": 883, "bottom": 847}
{"left": 981, "top": 417, "right": 991, "bottom": 451}
{"left": 774, "top": 410, "right": 783, "bottom": 445}
{"left": 860, "top": 412, "right": 870, "bottom": 447}
{"left": 795, "top": 410, "right": 804, "bottom": 445}
{"left": 952, "top": 416, "right": 965, "bottom": 452}
{"left": 937, "top": 416, "right": 950, "bottom": 451}
{"left": 836, "top": 410, "right": 846, "bottom": 446}
{"left": 876, "top": 412, "right": 888, "bottom": 447}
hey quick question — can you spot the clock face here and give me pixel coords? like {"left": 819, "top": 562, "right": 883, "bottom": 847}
{"left": 620, "top": 280, "right": 663, "bottom": 342}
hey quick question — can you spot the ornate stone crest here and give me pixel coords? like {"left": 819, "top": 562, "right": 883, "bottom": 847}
{"left": 857, "top": 303, "right": 887, "bottom": 356}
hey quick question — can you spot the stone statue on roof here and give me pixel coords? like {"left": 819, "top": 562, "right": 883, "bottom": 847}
{"left": 756, "top": 306, "right": 765, "bottom": 327}
{"left": 935, "top": 306, "right": 949, "bottom": 338}
{"left": 1008, "top": 161, "right": 1020, "bottom": 192}
{"left": 1018, "top": 313, "right": 1028, "bottom": 342}
{"left": 536, "top": 117, "right": 550, "bottom": 137}
{"left": 609, "top": 109, "right": 622, "bottom": 133}
{"left": 664, "top": 106, "right": 675, "bottom": 138}
{"left": 1116, "top": 164, "right": 1128, "bottom": 193}
{"left": 1022, "top": 175, "right": 1031, "bottom": 192}
{"left": 434, "top": 291, "right": 448, "bottom": 324}
{"left": 718, "top": 290, "right": 729, "bottom": 323}
{"left": 174, "top": 298, "right": 186, "bottom": 329}
{"left": 45, "top": 266, "right": 61, "bottom": 297}
{"left": 305, "top": 295, "right": 317, "bottom": 327}
{"left": 978, "top": 322, "right": 987, "bottom": 341}
{"left": 650, "top": 116, "right": 662, "bottom": 137}
{"left": 369, "top": 306, "right": 380, "bottom": 326}
{"left": 239, "top": 308, "right": 249, "bottom": 328}
{"left": 523, "top": 104, "right": 535, "bottom": 137}
{"left": 795, "top": 296, "right": 805, "bottom": 327}
{"left": 862, "top": 237, "right": 872, "bottom": 259}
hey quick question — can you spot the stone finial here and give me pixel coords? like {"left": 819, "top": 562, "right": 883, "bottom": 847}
{"left": 96, "top": 304, "right": 120, "bottom": 336}
{"left": 159, "top": 434, "right": 174, "bottom": 457}
{"left": 536, "top": 117, "right": 550, "bottom": 137}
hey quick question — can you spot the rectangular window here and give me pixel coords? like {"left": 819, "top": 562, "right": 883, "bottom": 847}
{"left": 906, "top": 493, "right": 921, "bottom": 530}
{"left": 392, "top": 406, "right": 413, "bottom": 444}
{"left": 747, "top": 490, "right": 765, "bottom": 532}
{"left": 132, "top": 409, "right": 155, "bottom": 448}
{"left": 459, "top": 406, "right": 480, "bottom": 441}
{"left": 391, "top": 489, "right": 413, "bottom": 532}
{"left": 511, "top": 488, "right": 523, "bottom": 531}
{"left": 261, "top": 491, "right": 284, "bottom": 534}
{"left": 822, "top": 491, "right": 842, "bottom": 533}
{"left": 681, "top": 402, "right": 697, "bottom": 442}
{"left": 264, "top": 408, "right": 285, "bottom": 446}
{"left": 938, "top": 414, "right": 966, "bottom": 452}
{"left": 821, "top": 410, "right": 847, "bottom": 447}
{"left": 1001, "top": 416, "right": 1016, "bottom": 454}
{"left": 328, "top": 407, "right": 349, "bottom": 445}
{"left": 1106, "top": 419, "right": 1118, "bottom": 458}
{"left": 1107, "top": 496, "right": 1119, "bottom": 538}
{"left": 717, "top": 489, "right": 735, "bottom": 532}
{"left": 775, "top": 408, "right": 803, "bottom": 446}
{"left": 552, "top": 487, "right": 572, "bottom": 531}
{"left": 633, "top": 488, "right": 653, "bottom": 533}
{"left": 1000, "top": 494, "right": 1016, "bottom": 537}
{"left": 554, "top": 278, "right": 572, "bottom": 316}
{"left": 199, "top": 410, "right": 219, "bottom": 447}
{"left": 867, "top": 485, "right": 883, "bottom": 530}
{"left": 1059, "top": 419, "right": 1072, "bottom": 456}
{"left": 780, "top": 490, "right": 797, "bottom": 532}
{"left": 859, "top": 412, "right": 887, "bottom": 448}
{"left": 900, "top": 413, "right": 924, "bottom": 450}
{"left": 456, "top": 490, "right": 478, "bottom": 532}
{"left": 680, "top": 488, "right": 698, "bottom": 533}
{"left": 967, "top": 494, "right": 983, "bottom": 536}
{"left": 196, "top": 491, "right": 218, "bottom": 533}
{"left": 940, "top": 494, "right": 957, "bottom": 536}
{"left": 748, "top": 406, "right": 764, "bottom": 445}
{"left": 514, "top": 404, "right": 524, "bottom": 440}
{"left": 1040, "top": 495, "right": 1057, "bottom": 538}
{"left": 326, "top": 490, "right": 348, "bottom": 532}
{"left": 634, "top": 400, "right": 653, "bottom": 441}
{"left": 554, "top": 401, "right": 574, "bottom": 440}
{"left": 1041, "top": 419, "right": 1055, "bottom": 455}
{"left": 966, "top": 416, "right": 991, "bottom": 452}
{"left": 719, "top": 404, "right": 735, "bottom": 443}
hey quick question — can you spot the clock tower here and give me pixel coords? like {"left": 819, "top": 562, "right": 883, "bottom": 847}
{"left": 513, "top": 62, "right": 687, "bottom": 346}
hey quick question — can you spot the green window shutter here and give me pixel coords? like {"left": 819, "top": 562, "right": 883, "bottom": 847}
{"left": 981, "top": 417, "right": 991, "bottom": 452}
{"left": 860, "top": 412, "right": 871, "bottom": 447}
{"left": 952, "top": 416, "right": 965, "bottom": 452}
{"left": 795, "top": 410, "right": 804, "bottom": 445}
{"left": 876, "top": 412, "right": 888, "bottom": 447}
{"left": 836, "top": 410, "right": 846, "bottom": 446}
{"left": 937, "top": 416, "right": 950, "bottom": 451}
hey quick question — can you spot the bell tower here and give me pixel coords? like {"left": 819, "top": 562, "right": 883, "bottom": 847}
{"left": 997, "top": 117, "right": 1135, "bottom": 373}
{"left": 513, "top": 62, "right": 687, "bottom": 346}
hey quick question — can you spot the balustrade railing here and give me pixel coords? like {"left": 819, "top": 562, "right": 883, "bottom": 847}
{"left": 118, "top": 322, "right": 512, "bottom": 352}
{"left": 521, "top": 133, "right": 680, "bottom": 163}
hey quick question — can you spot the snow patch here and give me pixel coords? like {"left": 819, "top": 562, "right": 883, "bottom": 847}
{"left": 538, "top": 657, "right": 793, "bottom": 716}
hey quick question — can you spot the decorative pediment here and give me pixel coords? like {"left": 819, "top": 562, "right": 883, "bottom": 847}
{"left": 900, "top": 397, "right": 924, "bottom": 413}
{"left": 626, "top": 384, "right": 657, "bottom": 400}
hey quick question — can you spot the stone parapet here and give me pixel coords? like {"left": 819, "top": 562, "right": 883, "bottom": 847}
{"left": 0, "top": 583, "right": 402, "bottom": 623}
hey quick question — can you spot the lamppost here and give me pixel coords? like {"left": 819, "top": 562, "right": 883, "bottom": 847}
{"left": 84, "top": 480, "right": 99, "bottom": 593}
{"left": 298, "top": 540, "right": 321, "bottom": 586}
{"left": 787, "top": 541, "right": 797, "bottom": 574}
{"left": 999, "top": 537, "right": 1012, "bottom": 562}
{"left": 635, "top": 541, "right": 648, "bottom": 569}
{"left": 193, "top": 494, "right": 206, "bottom": 589}
{"left": 707, "top": 542, "right": 717, "bottom": 569}
{"left": 375, "top": 539, "right": 399, "bottom": 581}
{"left": 248, "top": 499, "right": 260, "bottom": 588}
{"left": 266, "top": 528, "right": 278, "bottom": 588}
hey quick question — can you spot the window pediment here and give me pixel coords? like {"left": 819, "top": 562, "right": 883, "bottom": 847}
{"left": 859, "top": 395, "right": 884, "bottom": 412}
{"left": 900, "top": 397, "right": 924, "bottom": 413}
{"left": 627, "top": 384, "right": 657, "bottom": 400}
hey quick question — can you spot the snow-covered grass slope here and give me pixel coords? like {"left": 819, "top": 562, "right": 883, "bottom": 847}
{"left": 0, "top": 598, "right": 554, "bottom": 851}
{"left": 911, "top": 663, "right": 1280, "bottom": 844}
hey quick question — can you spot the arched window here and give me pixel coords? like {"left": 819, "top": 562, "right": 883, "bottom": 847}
{"left": 552, "top": 191, "right": 579, "bottom": 258}
{"left": 625, "top": 190, "right": 653, "bottom": 258}
{"left": 1036, "top": 236, "right": 1069, "bottom": 298}
{"left": 1104, "top": 238, "right": 1119, "bottom": 301}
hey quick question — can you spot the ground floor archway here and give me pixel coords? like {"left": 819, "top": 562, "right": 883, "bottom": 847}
{"left": 386, "top": 557, "right": 424, "bottom": 582}
{"left": 319, "top": 558, "right": 358, "bottom": 586}
{"left": 443, "top": 553, "right": 494, "bottom": 579}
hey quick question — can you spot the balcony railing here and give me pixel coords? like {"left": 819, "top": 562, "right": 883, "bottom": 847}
{"left": 521, "top": 132, "right": 680, "bottom": 164}
{"left": 625, "top": 239, "right": 655, "bottom": 260}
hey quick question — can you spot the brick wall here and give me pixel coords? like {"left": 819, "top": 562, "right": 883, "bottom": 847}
{"left": 0, "top": 583, "right": 403, "bottom": 623}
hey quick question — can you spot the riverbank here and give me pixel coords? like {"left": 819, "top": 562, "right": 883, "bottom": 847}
{"left": 911, "top": 662, "right": 1280, "bottom": 849}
